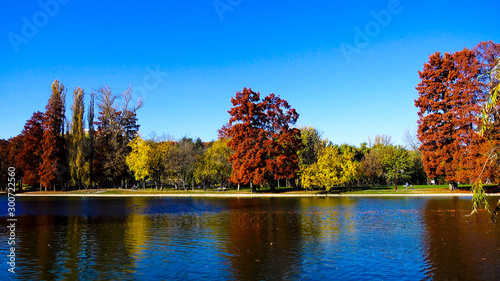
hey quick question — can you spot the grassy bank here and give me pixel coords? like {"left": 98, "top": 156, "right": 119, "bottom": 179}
{"left": 11, "top": 184, "right": 486, "bottom": 196}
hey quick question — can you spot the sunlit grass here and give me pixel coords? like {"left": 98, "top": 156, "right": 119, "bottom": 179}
{"left": 15, "top": 184, "right": 483, "bottom": 196}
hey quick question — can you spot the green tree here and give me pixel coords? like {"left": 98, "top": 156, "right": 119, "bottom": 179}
{"left": 88, "top": 90, "right": 95, "bottom": 188}
{"left": 297, "top": 126, "right": 324, "bottom": 166}
{"left": 194, "top": 138, "right": 232, "bottom": 190}
{"left": 167, "top": 137, "right": 201, "bottom": 190}
{"left": 69, "top": 87, "right": 87, "bottom": 189}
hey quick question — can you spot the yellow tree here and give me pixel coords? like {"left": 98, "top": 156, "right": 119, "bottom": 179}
{"left": 301, "top": 145, "right": 360, "bottom": 191}
{"left": 299, "top": 163, "right": 320, "bottom": 191}
{"left": 316, "top": 146, "right": 343, "bottom": 189}
{"left": 339, "top": 148, "right": 361, "bottom": 187}
{"left": 126, "top": 135, "right": 151, "bottom": 186}
{"left": 194, "top": 138, "right": 232, "bottom": 190}
{"left": 69, "top": 87, "right": 87, "bottom": 189}
{"left": 148, "top": 139, "right": 174, "bottom": 189}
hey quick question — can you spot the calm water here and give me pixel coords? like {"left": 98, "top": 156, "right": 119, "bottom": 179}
{"left": 1, "top": 196, "right": 499, "bottom": 280}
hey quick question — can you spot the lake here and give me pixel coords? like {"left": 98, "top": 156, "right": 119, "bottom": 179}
{"left": 1, "top": 195, "right": 499, "bottom": 280}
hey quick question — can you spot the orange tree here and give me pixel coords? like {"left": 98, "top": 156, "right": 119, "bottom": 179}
{"left": 415, "top": 48, "right": 484, "bottom": 190}
{"left": 226, "top": 88, "right": 302, "bottom": 192}
{"left": 17, "top": 111, "right": 44, "bottom": 189}
{"left": 39, "top": 80, "right": 68, "bottom": 191}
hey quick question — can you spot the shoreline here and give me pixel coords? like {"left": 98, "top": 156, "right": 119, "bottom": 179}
{"left": 15, "top": 192, "right": 500, "bottom": 198}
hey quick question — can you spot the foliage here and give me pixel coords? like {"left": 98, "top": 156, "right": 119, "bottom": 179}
{"left": 297, "top": 126, "right": 324, "bottom": 166}
{"left": 227, "top": 88, "right": 301, "bottom": 192}
{"left": 300, "top": 145, "right": 360, "bottom": 190}
{"left": 415, "top": 48, "right": 484, "bottom": 190}
{"left": 194, "top": 138, "right": 232, "bottom": 188}
{"left": 0, "top": 139, "right": 10, "bottom": 190}
{"left": 166, "top": 137, "right": 203, "bottom": 189}
{"left": 361, "top": 144, "right": 406, "bottom": 185}
{"left": 474, "top": 42, "right": 500, "bottom": 221}
{"left": 126, "top": 135, "right": 152, "bottom": 182}
{"left": 148, "top": 139, "right": 175, "bottom": 189}
{"left": 87, "top": 90, "right": 95, "bottom": 188}
{"left": 94, "top": 86, "right": 142, "bottom": 187}
{"left": 39, "top": 80, "right": 67, "bottom": 191}
{"left": 17, "top": 111, "right": 44, "bottom": 187}
{"left": 69, "top": 87, "right": 88, "bottom": 188}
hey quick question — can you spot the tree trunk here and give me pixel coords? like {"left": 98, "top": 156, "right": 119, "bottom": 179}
{"left": 237, "top": 184, "right": 240, "bottom": 191}
{"left": 250, "top": 181, "right": 255, "bottom": 193}
{"left": 270, "top": 181, "right": 276, "bottom": 193}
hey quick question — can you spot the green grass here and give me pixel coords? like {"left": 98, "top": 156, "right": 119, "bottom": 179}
{"left": 17, "top": 184, "right": 484, "bottom": 196}
{"left": 341, "top": 184, "right": 454, "bottom": 195}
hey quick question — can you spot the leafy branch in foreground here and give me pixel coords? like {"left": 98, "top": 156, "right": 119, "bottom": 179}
{"left": 474, "top": 56, "right": 500, "bottom": 221}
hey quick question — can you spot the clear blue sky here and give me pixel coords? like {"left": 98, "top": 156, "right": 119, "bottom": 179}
{"left": 1, "top": 0, "right": 499, "bottom": 146}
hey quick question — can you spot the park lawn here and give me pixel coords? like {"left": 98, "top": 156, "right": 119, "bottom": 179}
{"left": 17, "top": 184, "right": 479, "bottom": 196}
{"left": 342, "top": 184, "right": 467, "bottom": 195}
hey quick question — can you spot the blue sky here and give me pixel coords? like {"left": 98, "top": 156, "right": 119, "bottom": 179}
{"left": 1, "top": 0, "right": 499, "bottom": 146}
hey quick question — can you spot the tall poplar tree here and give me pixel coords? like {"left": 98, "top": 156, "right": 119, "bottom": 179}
{"left": 39, "top": 80, "right": 67, "bottom": 191}
{"left": 69, "top": 87, "right": 86, "bottom": 189}
{"left": 88, "top": 90, "right": 95, "bottom": 188}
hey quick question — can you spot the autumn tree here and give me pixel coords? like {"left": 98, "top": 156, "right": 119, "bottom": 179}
{"left": 300, "top": 144, "right": 360, "bottom": 190}
{"left": 39, "top": 80, "right": 67, "bottom": 191}
{"left": 0, "top": 139, "right": 9, "bottom": 190}
{"left": 226, "top": 88, "right": 302, "bottom": 192}
{"left": 194, "top": 138, "right": 232, "bottom": 190}
{"left": 94, "top": 86, "right": 142, "bottom": 188}
{"left": 297, "top": 127, "right": 324, "bottom": 166}
{"left": 126, "top": 135, "right": 152, "bottom": 186}
{"left": 88, "top": 90, "right": 95, "bottom": 188}
{"left": 17, "top": 111, "right": 44, "bottom": 189}
{"left": 127, "top": 134, "right": 176, "bottom": 190}
{"left": 262, "top": 94, "right": 302, "bottom": 190}
{"left": 415, "top": 49, "right": 484, "bottom": 190}
{"left": 474, "top": 43, "right": 500, "bottom": 219}
{"left": 6, "top": 135, "right": 25, "bottom": 192}
{"left": 148, "top": 138, "right": 175, "bottom": 189}
{"left": 167, "top": 137, "right": 203, "bottom": 190}
{"left": 227, "top": 88, "right": 266, "bottom": 192}
{"left": 69, "top": 87, "right": 87, "bottom": 189}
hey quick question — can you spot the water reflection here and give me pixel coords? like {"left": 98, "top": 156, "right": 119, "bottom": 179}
{"left": 221, "top": 198, "right": 303, "bottom": 280}
{"left": 423, "top": 196, "right": 500, "bottom": 281}
{"left": 0, "top": 196, "right": 499, "bottom": 280}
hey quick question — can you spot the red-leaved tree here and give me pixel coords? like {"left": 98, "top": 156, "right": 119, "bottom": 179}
{"left": 227, "top": 88, "right": 301, "bottom": 192}
{"left": 39, "top": 80, "right": 67, "bottom": 191}
{"left": 17, "top": 111, "right": 44, "bottom": 189}
{"left": 415, "top": 49, "right": 484, "bottom": 190}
